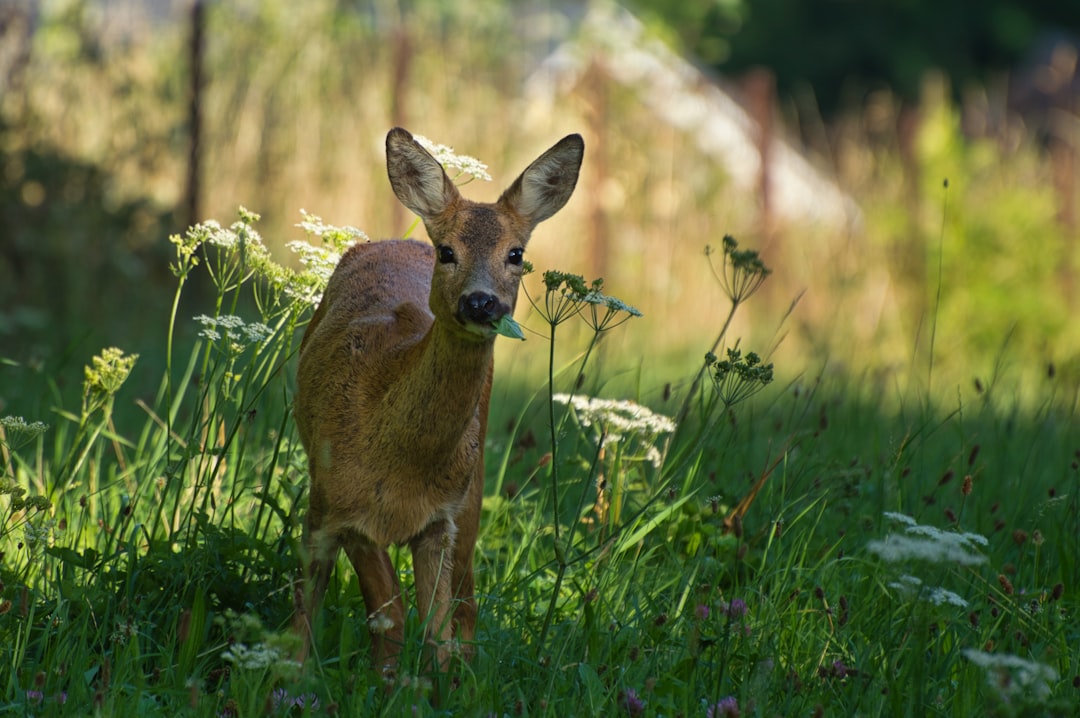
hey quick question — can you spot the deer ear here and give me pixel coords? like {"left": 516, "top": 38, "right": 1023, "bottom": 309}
{"left": 386, "top": 127, "right": 460, "bottom": 219}
{"left": 499, "top": 134, "right": 584, "bottom": 226}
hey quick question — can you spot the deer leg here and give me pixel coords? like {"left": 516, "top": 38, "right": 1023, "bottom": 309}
{"left": 342, "top": 532, "right": 404, "bottom": 674}
{"left": 410, "top": 518, "right": 457, "bottom": 671}
{"left": 450, "top": 472, "right": 482, "bottom": 656}
{"left": 294, "top": 529, "right": 337, "bottom": 663}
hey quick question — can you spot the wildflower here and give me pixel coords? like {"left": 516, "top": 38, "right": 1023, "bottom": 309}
{"left": 725, "top": 598, "right": 748, "bottom": 619}
{"left": 576, "top": 276, "right": 642, "bottom": 332}
{"left": 272, "top": 688, "right": 320, "bottom": 712}
{"left": 22, "top": 518, "right": 57, "bottom": 552}
{"left": 705, "top": 234, "right": 771, "bottom": 304}
{"left": 888, "top": 575, "right": 969, "bottom": 607}
{"left": 706, "top": 696, "right": 740, "bottom": 717}
{"left": 553, "top": 394, "right": 676, "bottom": 437}
{"left": 220, "top": 643, "right": 298, "bottom": 671}
{"left": 707, "top": 347, "right": 774, "bottom": 407}
{"left": 195, "top": 315, "right": 272, "bottom": 353}
{"left": 695, "top": 604, "right": 710, "bottom": 621}
{"left": 413, "top": 135, "right": 492, "bottom": 182}
{"left": 962, "top": 648, "right": 1058, "bottom": 701}
{"left": 619, "top": 688, "right": 645, "bottom": 717}
{"left": 84, "top": 347, "right": 138, "bottom": 399}
{"left": 868, "top": 513, "right": 988, "bottom": 566}
{"left": 0, "top": 416, "right": 50, "bottom": 451}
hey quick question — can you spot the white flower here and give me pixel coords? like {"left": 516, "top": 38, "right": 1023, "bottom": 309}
{"left": 221, "top": 642, "right": 299, "bottom": 671}
{"left": 553, "top": 394, "right": 677, "bottom": 436}
{"left": 194, "top": 314, "right": 272, "bottom": 351}
{"left": 413, "top": 135, "right": 492, "bottom": 182}
{"left": 888, "top": 575, "right": 969, "bottom": 607}
{"left": 868, "top": 514, "right": 988, "bottom": 566}
{"left": 962, "top": 649, "right": 1057, "bottom": 701}
{"left": 295, "top": 209, "right": 367, "bottom": 242}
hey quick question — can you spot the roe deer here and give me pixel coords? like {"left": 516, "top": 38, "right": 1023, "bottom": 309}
{"left": 293, "top": 127, "right": 584, "bottom": 673}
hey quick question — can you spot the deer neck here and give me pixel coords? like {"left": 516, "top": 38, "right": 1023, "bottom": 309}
{"left": 383, "top": 320, "right": 493, "bottom": 460}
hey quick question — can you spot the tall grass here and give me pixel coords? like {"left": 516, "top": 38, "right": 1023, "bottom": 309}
{"left": 2, "top": 183, "right": 1077, "bottom": 715}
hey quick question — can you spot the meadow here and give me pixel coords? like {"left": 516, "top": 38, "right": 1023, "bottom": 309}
{"left": 2, "top": 200, "right": 1077, "bottom": 716}
{"left": 2, "top": 2, "right": 1079, "bottom": 716}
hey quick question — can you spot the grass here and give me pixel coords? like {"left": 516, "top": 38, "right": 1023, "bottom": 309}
{"left": 1, "top": 204, "right": 1077, "bottom": 717}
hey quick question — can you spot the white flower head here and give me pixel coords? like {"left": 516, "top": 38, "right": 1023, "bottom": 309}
{"left": 888, "top": 574, "right": 969, "bottom": 607}
{"left": 221, "top": 642, "right": 299, "bottom": 672}
{"left": 195, "top": 314, "right": 272, "bottom": 352}
{"left": 413, "top": 135, "right": 492, "bottom": 182}
{"left": 869, "top": 513, "right": 988, "bottom": 566}
{"left": 962, "top": 649, "right": 1058, "bottom": 701}
{"left": 553, "top": 394, "right": 677, "bottom": 437}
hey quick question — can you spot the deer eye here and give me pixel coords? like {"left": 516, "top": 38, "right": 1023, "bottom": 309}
{"left": 437, "top": 245, "right": 456, "bottom": 264}
{"left": 507, "top": 247, "right": 524, "bottom": 266}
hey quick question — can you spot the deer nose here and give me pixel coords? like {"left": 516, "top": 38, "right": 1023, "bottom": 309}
{"left": 459, "top": 292, "right": 504, "bottom": 325}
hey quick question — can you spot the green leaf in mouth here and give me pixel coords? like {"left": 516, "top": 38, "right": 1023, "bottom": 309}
{"left": 492, "top": 314, "right": 525, "bottom": 341}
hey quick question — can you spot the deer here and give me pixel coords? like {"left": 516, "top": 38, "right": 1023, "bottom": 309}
{"left": 292, "top": 127, "right": 584, "bottom": 676}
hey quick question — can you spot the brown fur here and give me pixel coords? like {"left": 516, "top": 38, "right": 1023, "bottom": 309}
{"left": 292, "top": 128, "right": 583, "bottom": 674}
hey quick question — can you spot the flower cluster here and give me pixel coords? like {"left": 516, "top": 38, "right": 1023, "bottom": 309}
{"left": 271, "top": 688, "right": 320, "bottom": 713}
{"left": 221, "top": 642, "right": 299, "bottom": 672}
{"left": 413, "top": 135, "right": 492, "bottom": 183}
{"left": 554, "top": 394, "right": 675, "bottom": 465}
{"left": 84, "top": 347, "right": 139, "bottom": 399}
{"left": 0, "top": 415, "right": 49, "bottom": 453}
{"left": 22, "top": 517, "right": 59, "bottom": 551}
{"left": 195, "top": 314, "right": 273, "bottom": 353}
{"left": 706, "top": 696, "right": 741, "bottom": 717}
{"left": 707, "top": 347, "right": 774, "bottom": 407}
{"left": 706, "top": 234, "right": 771, "bottom": 304}
{"left": 868, "top": 512, "right": 988, "bottom": 566}
{"left": 962, "top": 648, "right": 1058, "bottom": 701}
{"left": 887, "top": 574, "right": 969, "bottom": 608}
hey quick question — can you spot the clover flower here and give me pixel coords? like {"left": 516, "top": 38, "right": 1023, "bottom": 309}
{"left": 619, "top": 688, "right": 645, "bottom": 717}
{"left": 706, "top": 696, "right": 740, "bottom": 717}
{"left": 413, "top": 135, "right": 492, "bottom": 183}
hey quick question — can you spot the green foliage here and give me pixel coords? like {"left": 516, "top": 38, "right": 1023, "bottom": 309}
{"left": 1, "top": 201, "right": 1075, "bottom": 715}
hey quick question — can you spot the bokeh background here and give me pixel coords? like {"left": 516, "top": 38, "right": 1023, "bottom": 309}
{"left": 2, "top": 0, "right": 1079, "bottom": 413}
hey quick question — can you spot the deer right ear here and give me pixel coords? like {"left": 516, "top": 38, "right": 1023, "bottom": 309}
{"left": 500, "top": 133, "right": 584, "bottom": 226}
{"left": 386, "top": 127, "right": 460, "bottom": 220}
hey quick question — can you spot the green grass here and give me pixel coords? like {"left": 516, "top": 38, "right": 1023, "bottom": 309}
{"left": 1, "top": 210, "right": 1077, "bottom": 718}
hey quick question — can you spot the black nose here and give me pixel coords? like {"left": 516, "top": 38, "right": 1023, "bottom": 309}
{"left": 459, "top": 292, "right": 503, "bottom": 324}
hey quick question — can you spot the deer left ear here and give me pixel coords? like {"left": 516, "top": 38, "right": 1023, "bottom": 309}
{"left": 500, "top": 134, "right": 584, "bottom": 226}
{"left": 386, "top": 127, "right": 462, "bottom": 219}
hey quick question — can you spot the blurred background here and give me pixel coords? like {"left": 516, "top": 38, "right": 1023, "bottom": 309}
{"left": 2, "top": 0, "right": 1079, "bottom": 412}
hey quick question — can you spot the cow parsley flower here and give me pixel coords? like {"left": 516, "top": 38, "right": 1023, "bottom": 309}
{"left": 413, "top": 135, "right": 492, "bottom": 182}
{"left": 888, "top": 574, "right": 969, "bottom": 607}
{"left": 868, "top": 513, "right": 988, "bottom": 566}
{"left": 962, "top": 649, "right": 1057, "bottom": 701}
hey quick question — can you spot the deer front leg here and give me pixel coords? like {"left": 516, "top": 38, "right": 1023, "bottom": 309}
{"left": 450, "top": 469, "right": 483, "bottom": 655}
{"left": 294, "top": 522, "right": 337, "bottom": 663}
{"left": 410, "top": 518, "right": 457, "bottom": 671}
{"left": 342, "top": 532, "right": 405, "bottom": 675}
